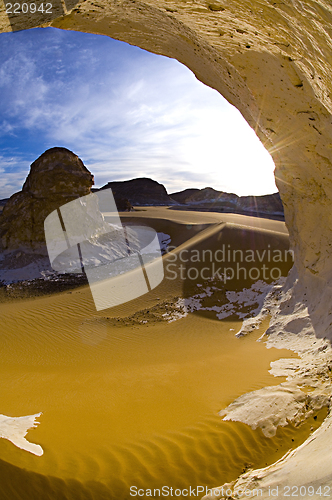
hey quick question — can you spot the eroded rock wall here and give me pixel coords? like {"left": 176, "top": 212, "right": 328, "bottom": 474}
{"left": 1, "top": 1, "right": 332, "bottom": 336}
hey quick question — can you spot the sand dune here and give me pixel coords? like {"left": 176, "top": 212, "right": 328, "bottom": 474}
{"left": 0, "top": 208, "right": 317, "bottom": 500}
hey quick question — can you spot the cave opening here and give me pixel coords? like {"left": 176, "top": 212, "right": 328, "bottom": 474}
{"left": 2, "top": 3, "right": 332, "bottom": 498}
{"left": 0, "top": 27, "right": 279, "bottom": 204}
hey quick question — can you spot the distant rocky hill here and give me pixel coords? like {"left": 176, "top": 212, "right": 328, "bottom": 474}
{"left": 168, "top": 188, "right": 201, "bottom": 204}
{"left": 95, "top": 178, "right": 284, "bottom": 217}
{"left": 98, "top": 178, "right": 175, "bottom": 206}
{"left": 171, "top": 187, "right": 237, "bottom": 206}
{"left": 237, "top": 193, "right": 283, "bottom": 213}
{"left": 170, "top": 187, "right": 284, "bottom": 217}
{"left": 0, "top": 147, "right": 94, "bottom": 254}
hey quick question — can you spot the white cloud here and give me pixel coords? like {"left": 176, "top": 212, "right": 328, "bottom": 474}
{"left": 0, "top": 155, "right": 30, "bottom": 197}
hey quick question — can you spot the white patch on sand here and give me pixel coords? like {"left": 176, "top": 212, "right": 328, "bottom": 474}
{"left": 203, "top": 275, "right": 332, "bottom": 500}
{"left": 0, "top": 412, "right": 43, "bottom": 456}
{"left": 162, "top": 279, "right": 274, "bottom": 324}
{"left": 219, "top": 280, "right": 332, "bottom": 436}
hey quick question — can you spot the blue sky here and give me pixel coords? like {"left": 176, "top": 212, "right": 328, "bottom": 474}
{"left": 0, "top": 27, "right": 277, "bottom": 199}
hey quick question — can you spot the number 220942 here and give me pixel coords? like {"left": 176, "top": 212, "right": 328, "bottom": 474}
{"left": 6, "top": 3, "right": 53, "bottom": 14}
{"left": 284, "top": 485, "right": 330, "bottom": 496}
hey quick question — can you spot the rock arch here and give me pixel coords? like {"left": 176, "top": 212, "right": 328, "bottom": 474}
{"left": 1, "top": 0, "right": 332, "bottom": 336}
